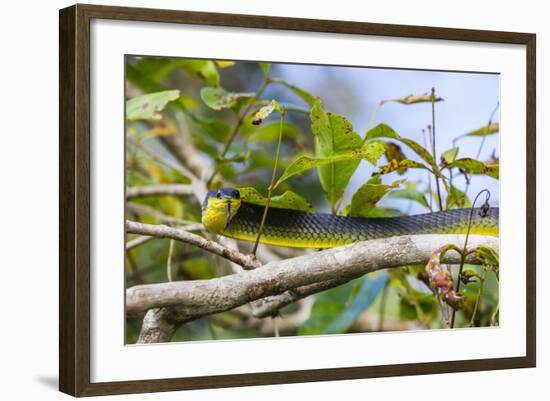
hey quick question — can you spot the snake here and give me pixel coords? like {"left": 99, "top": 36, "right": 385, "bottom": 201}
{"left": 201, "top": 188, "right": 499, "bottom": 249}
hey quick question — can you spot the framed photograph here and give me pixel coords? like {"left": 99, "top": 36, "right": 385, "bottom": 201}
{"left": 59, "top": 3, "right": 536, "bottom": 396}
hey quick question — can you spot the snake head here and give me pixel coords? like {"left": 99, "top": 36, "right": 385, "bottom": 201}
{"left": 201, "top": 188, "right": 241, "bottom": 233}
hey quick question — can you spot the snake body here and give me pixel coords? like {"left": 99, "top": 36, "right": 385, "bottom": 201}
{"left": 202, "top": 189, "right": 499, "bottom": 249}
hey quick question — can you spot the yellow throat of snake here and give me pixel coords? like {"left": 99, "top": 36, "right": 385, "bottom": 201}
{"left": 201, "top": 189, "right": 242, "bottom": 234}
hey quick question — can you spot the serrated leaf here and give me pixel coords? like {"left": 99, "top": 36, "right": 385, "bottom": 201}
{"left": 271, "top": 77, "right": 317, "bottom": 106}
{"left": 446, "top": 185, "right": 471, "bottom": 209}
{"left": 126, "top": 90, "right": 180, "bottom": 121}
{"left": 238, "top": 187, "right": 314, "bottom": 212}
{"left": 441, "top": 147, "right": 459, "bottom": 166}
{"left": 200, "top": 87, "right": 255, "bottom": 111}
{"left": 446, "top": 158, "right": 499, "bottom": 179}
{"left": 311, "top": 101, "right": 366, "bottom": 206}
{"left": 373, "top": 159, "right": 428, "bottom": 176}
{"left": 274, "top": 141, "right": 385, "bottom": 189}
{"left": 347, "top": 178, "right": 402, "bottom": 218}
{"left": 386, "top": 188, "right": 431, "bottom": 210}
{"left": 464, "top": 122, "right": 499, "bottom": 137}
{"left": 299, "top": 274, "right": 388, "bottom": 335}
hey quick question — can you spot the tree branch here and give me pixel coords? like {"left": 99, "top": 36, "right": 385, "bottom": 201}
{"left": 126, "top": 220, "right": 261, "bottom": 270}
{"left": 126, "top": 184, "right": 195, "bottom": 199}
{"left": 126, "top": 234, "right": 498, "bottom": 319}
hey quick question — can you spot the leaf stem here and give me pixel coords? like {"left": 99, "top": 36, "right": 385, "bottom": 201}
{"left": 431, "top": 88, "right": 444, "bottom": 211}
{"left": 450, "top": 189, "right": 491, "bottom": 328}
{"left": 166, "top": 238, "right": 175, "bottom": 282}
{"left": 469, "top": 270, "right": 486, "bottom": 327}
{"left": 252, "top": 110, "right": 285, "bottom": 255}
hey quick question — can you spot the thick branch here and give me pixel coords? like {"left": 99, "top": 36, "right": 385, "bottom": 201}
{"left": 126, "top": 220, "right": 260, "bottom": 270}
{"left": 126, "top": 234, "right": 498, "bottom": 318}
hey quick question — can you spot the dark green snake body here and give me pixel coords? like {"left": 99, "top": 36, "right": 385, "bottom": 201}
{"left": 202, "top": 189, "right": 499, "bottom": 249}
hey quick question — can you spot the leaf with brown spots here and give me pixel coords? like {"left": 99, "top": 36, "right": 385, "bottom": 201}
{"left": 365, "top": 124, "right": 439, "bottom": 173}
{"left": 373, "top": 159, "right": 427, "bottom": 176}
{"left": 446, "top": 158, "right": 499, "bottom": 179}
{"left": 274, "top": 141, "right": 385, "bottom": 189}
{"left": 200, "top": 87, "right": 255, "bottom": 111}
{"left": 126, "top": 90, "right": 180, "bottom": 121}
{"left": 238, "top": 187, "right": 314, "bottom": 212}
{"left": 382, "top": 93, "right": 444, "bottom": 105}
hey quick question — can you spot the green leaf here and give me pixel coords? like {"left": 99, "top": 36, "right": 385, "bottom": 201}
{"left": 386, "top": 188, "right": 431, "bottom": 210}
{"left": 214, "top": 60, "right": 235, "bottom": 68}
{"left": 474, "top": 245, "right": 499, "bottom": 267}
{"left": 441, "top": 147, "right": 459, "bottom": 165}
{"left": 348, "top": 178, "right": 402, "bottom": 218}
{"left": 178, "top": 60, "right": 220, "bottom": 87}
{"left": 238, "top": 187, "right": 314, "bottom": 212}
{"left": 259, "top": 62, "right": 271, "bottom": 76}
{"left": 446, "top": 185, "right": 471, "bottom": 209}
{"left": 366, "top": 124, "right": 439, "bottom": 173}
{"left": 311, "top": 101, "right": 366, "bottom": 206}
{"left": 373, "top": 159, "right": 428, "bottom": 176}
{"left": 299, "top": 274, "right": 388, "bottom": 335}
{"left": 464, "top": 122, "right": 499, "bottom": 137}
{"left": 200, "top": 87, "right": 255, "bottom": 111}
{"left": 399, "top": 290, "right": 439, "bottom": 321}
{"left": 126, "top": 90, "right": 180, "bottom": 121}
{"left": 189, "top": 114, "right": 231, "bottom": 143}
{"left": 245, "top": 120, "right": 304, "bottom": 144}
{"left": 383, "top": 93, "right": 444, "bottom": 105}
{"left": 446, "top": 158, "right": 499, "bottom": 179}
{"left": 274, "top": 141, "right": 385, "bottom": 189}
{"left": 271, "top": 77, "right": 317, "bottom": 106}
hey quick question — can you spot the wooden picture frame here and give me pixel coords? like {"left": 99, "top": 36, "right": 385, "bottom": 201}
{"left": 59, "top": 3, "right": 536, "bottom": 396}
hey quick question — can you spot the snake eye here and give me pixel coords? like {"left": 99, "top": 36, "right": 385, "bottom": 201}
{"left": 216, "top": 191, "right": 222, "bottom": 199}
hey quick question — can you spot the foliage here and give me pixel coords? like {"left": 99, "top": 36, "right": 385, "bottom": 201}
{"left": 125, "top": 56, "right": 500, "bottom": 343}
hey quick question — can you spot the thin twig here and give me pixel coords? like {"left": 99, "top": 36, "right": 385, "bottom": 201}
{"left": 126, "top": 220, "right": 261, "bottom": 270}
{"left": 166, "top": 239, "right": 175, "bottom": 282}
{"left": 126, "top": 184, "right": 195, "bottom": 199}
{"left": 469, "top": 270, "right": 486, "bottom": 327}
{"left": 431, "top": 88, "right": 444, "bottom": 211}
{"left": 126, "top": 235, "right": 153, "bottom": 250}
{"left": 450, "top": 189, "right": 491, "bottom": 328}
{"left": 252, "top": 110, "right": 285, "bottom": 255}
{"left": 126, "top": 202, "right": 201, "bottom": 227}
